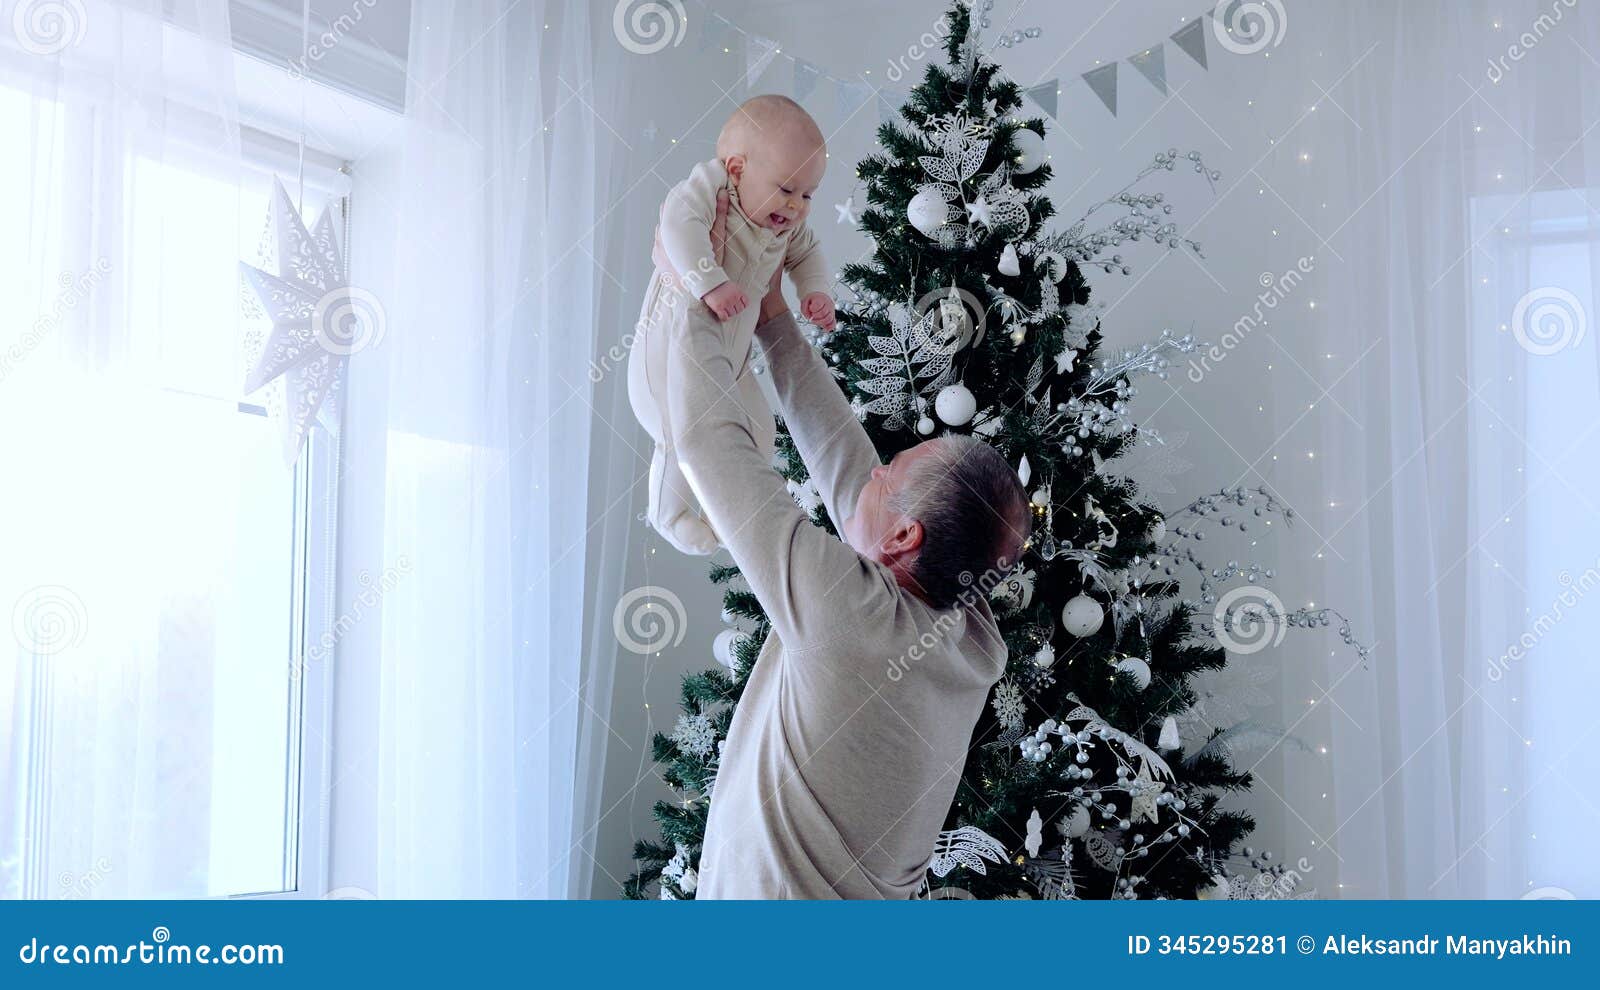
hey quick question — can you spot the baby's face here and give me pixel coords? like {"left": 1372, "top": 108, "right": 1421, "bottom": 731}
{"left": 734, "top": 134, "right": 826, "bottom": 233}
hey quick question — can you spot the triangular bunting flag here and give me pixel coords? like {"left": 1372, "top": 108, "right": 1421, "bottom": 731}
{"left": 1082, "top": 62, "right": 1118, "bottom": 116}
{"left": 1128, "top": 45, "right": 1167, "bottom": 95}
{"left": 835, "top": 79, "right": 871, "bottom": 120}
{"left": 697, "top": 11, "right": 735, "bottom": 54}
{"left": 745, "top": 34, "right": 780, "bottom": 89}
{"left": 793, "top": 59, "right": 822, "bottom": 101}
{"left": 1025, "top": 80, "right": 1060, "bottom": 119}
{"left": 877, "top": 88, "right": 905, "bottom": 124}
{"left": 1170, "top": 18, "right": 1208, "bottom": 69}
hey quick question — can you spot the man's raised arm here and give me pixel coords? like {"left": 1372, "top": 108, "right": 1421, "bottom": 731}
{"left": 753, "top": 296, "right": 880, "bottom": 535}
{"left": 665, "top": 302, "right": 878, "bottom": 651}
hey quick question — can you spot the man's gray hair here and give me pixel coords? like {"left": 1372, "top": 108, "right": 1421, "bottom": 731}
{"left": 889, "top": 435, "right": 1031, "bottom": 610}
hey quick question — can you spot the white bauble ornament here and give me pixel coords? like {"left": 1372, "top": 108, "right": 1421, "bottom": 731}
{"left": 1197, "top": 876, "right": 1231, "bottom": 900}
{"left": 1030, "top": 487, "right": 1050, "bottom": 507}
{"left": 1011, "top": 127, "right": 1047, "bottom": 174}
{"left": 1148, "top": 517, "right": 1167, "bottom": 543}
{"left": 1158, "top": 715, "right": 1181, "bottom": 752}
{"left": 1061, "top": 805, "right": 1091, "bottom": 839}
{"left": 1113, "top": 656, "right": 1152, "bottom": 690}
{"left": 1031, "top": 642, "right": 1056, "bottom": 669}
{"left": 908, "top": 190, "right": 950, "bottom": 237}
{"left": 998, "top": 242, "right": 1022, "bottom": 277}
{"left": 916, "top": 415, "right": 936, "bottom": 435}
{"left": 934, "top": 383, "right": 976, "bottom": 426}
{"left": 712, "top": 628, "right": 744, "bottom": 669}
{"left": 1061, "top": 594, "right": 1104, "bottom": 637}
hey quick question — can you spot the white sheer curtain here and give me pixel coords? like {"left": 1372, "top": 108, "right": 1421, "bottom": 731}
{"left": 0, "top": 1, "right": 290, "bottom": 897}
{"left": 1239, "top": 0, "right": 1600, "bottom": 898}
{"left": 332, "top": 0, "right": 619, "bottom": 898}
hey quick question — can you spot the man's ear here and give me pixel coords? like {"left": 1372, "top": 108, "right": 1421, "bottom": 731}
{"left": 882, "top": 517, "right": 924, "bottom": 558}
{"left": 725, "top": 153, "right": 746, "bottom": 184}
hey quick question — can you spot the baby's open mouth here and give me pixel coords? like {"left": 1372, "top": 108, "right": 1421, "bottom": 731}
{"left": 769, "top": 213, "right": 789, "bottom": 228}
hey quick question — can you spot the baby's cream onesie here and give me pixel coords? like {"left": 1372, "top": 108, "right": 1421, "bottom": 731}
{"left": 628, "top": 158, "right": 832, "bottom": 555}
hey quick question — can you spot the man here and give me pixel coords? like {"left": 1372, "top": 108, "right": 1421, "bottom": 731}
{"left": 652, "top": 191, "right": 1030, "bottom": 899}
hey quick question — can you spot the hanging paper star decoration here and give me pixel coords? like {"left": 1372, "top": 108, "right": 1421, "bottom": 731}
{"left": 239, "top": 178, "right": 383, "bottom": 464}
{"left": 834, "top": 196, "right": 857, "bottom": 226}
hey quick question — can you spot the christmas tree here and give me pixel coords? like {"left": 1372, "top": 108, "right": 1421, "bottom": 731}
{"left": 627, "top": 3, "right": 1363, "bottom": 901}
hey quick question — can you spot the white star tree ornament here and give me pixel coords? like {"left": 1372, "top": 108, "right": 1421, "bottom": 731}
{"left": 239, "top": 178, "right": 384, "bottom": 464}
{"left": 834, "top": 196, "right": 857, "bottom": 225}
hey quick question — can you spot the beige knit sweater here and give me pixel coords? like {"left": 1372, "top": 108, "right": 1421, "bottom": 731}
{"left": 669, "top": 307, "right": 1009, "bottom": 899}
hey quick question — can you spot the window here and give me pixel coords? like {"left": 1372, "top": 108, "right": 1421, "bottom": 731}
{"left": 1471, "top": 188, "right": 1600, "bottom": 898}
{"left": 0, "top": 84, "right": 342, "bottom": 899}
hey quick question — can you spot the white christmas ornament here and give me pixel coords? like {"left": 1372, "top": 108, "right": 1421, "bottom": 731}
{"left": 935, "top": 383, "right": 976, "bottom": 425}
{"left": 908, "top": 189, "right": 950, "bottom": 237}
{"left": 1158, "top": 715, "right": 1181, "bottom": 751}
{"left": 998, "top": 242, "right": 1022, "bottom": 276}
{"left": 712, "top": 628, "right": 745, "bottom": 669}
{"left": 239, "top": 178, "right": 376, "bottom": 464}
{"left": 1061, "top": 805, "right": 1091, "bottom": 839}
{"left": 1031, "top": 642, "right": 1056, "bottom": 669}
{"left": 1025, "top": 808, "right": 1044, "bottom": 857}
{"left": 916, "top": 415, "right": 936, "bottom": 435}
{"left": 1011, "top": 127, "right": 1047, "bottom": 173}
{"left": 1197, "top": 876, "right": 1231, "bottom": 900}
{"left": 1030, "top": 487, "right": 1050, "bottom": 507}
{"left": 1149, "top": 517, "right": 1168, "bottom": 543}
{"left": 1017, "top": 454, "right": 1032, "bottom": 487}
{"left": 1113, "top": 656, "right": 1152, "bottom": 690}
{"left": 1061, "top": 594, "right": 1104, "bottom": 638}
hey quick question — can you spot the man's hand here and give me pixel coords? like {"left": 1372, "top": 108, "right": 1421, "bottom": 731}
{"left": 653, "top": 189, "right": 730, "bottom": 287}
{"left": 800, "top": 292, "right": 836, "bottom": 331}
{"left": 704, "top": 280, "right": 749, "bottom": 321}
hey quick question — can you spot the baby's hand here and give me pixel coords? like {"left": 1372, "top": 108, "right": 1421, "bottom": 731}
{"left": 704, "top": 280, "right": 749, "bottom": 321}
{"left": 801, "top": 292, "right": 836, "bottom": 331}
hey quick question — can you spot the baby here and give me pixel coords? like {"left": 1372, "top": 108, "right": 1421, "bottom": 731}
{"left": 628, "top": 94, "right": 835, "bottom": 555}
